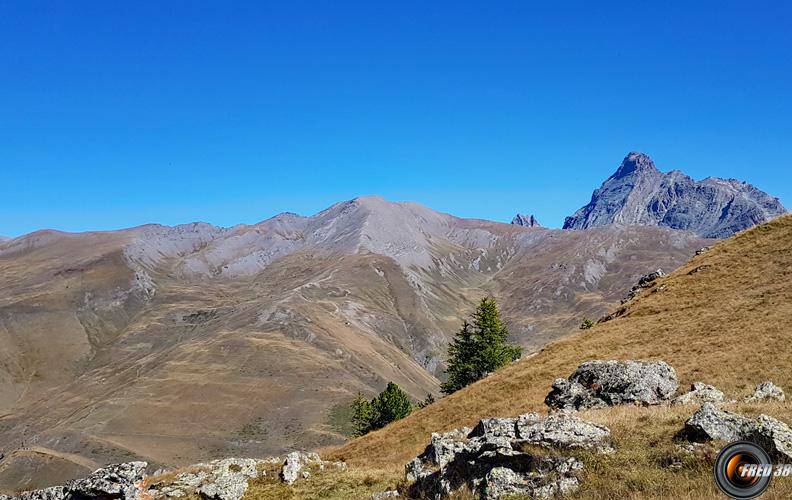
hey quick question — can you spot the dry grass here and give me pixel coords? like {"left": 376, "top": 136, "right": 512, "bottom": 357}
{"left": 245, "top": 467, "right": 403, "bottom": 500}
{"left": 320, "top": 214, "right": 792, "bottom": 498}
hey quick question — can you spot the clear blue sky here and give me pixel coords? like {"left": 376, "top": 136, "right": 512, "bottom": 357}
{"left": 2, "top": 1, "right": 791, "bottom": 237}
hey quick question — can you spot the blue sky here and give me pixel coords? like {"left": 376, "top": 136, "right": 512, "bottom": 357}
{"left": 2, "top": 1, "right": 791, "bottom": 237}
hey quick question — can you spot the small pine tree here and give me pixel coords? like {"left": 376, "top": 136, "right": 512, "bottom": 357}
{"left": 441, "top": 320, "right": 478, "bottom": 394}
{"left": 442, "top": 298, "right": 522, "bottom": 394}
{"left": 370, "top": 382, "right": 413, "bottom": 430}
{"left": 351, "top": 392, "right": 373, "bottom": 437}
{"left": 580, "top": 317, "right": 594, "bottom": 330}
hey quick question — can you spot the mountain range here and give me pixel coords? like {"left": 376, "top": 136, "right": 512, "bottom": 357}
{"left": 564, "top": 152, "right": 786, "bottom": 237}
{"left": 0, "top": 152, "right": 785, "bottom": 489}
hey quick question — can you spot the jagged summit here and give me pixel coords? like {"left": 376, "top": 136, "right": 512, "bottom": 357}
{"left": 511, "top": 214, "right": 541, "bottom": 227}
{"left": 612, "top": 152, "right": 660, "bottom": 179}
{"left": 564, "top": 152, "right": 787, "bottom": 238}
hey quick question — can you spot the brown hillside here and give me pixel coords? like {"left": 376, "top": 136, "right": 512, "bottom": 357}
{"left": 329, "top": 213, "right": 792, "bottom": 471}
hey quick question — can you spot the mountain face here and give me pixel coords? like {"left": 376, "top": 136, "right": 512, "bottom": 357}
{"left": 563, "top": 152, "right": 787, "bottom": 238}
{"left": 0, "top": 196, "right": 711, "bottom": 490}
{"left": 511, "top": 214, "right": 541, "bottom": 227}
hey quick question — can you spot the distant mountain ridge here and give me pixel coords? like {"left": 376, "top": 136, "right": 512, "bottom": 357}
{"left": 0, "top": 195, "right": 711, "bottom": 490}
{"left": 564, "top": 152, "right": 787, "bottom": 238}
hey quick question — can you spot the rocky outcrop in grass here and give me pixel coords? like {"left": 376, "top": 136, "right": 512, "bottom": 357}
{"left": 745, "top": 381, "right": 786, "bottom": 403}
{"left": 671, "top": 382, "right": 729, "bottom": 406}
{"left": 405, "top": 412, "right": 612, "bottom": 499}
{"left": 681, "top": 402, "right": 792, "bottom": 461}
{"left": 1, "top": 462, "right": 148, "bottom": 500}
{"left": 545, "top": 360, "right": 678, "bottom": 410}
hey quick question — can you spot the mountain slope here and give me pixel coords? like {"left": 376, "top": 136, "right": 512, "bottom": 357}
{"left": 331, "top": 213, "right": 792, "bottom": 473}
{"left": 0, "top": 197, "right": 710, "bottom": 490}
{"left": 564, "top": 152, "right": 787, "bottom": 237}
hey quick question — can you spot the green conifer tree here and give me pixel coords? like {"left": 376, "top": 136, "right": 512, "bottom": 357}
{"left": 442, "top": 298, "right": 522, "bottom": 394}
{"left": 370, "top": 382, "right": 413, "bottom": 430}
{"left": 350, "top": 392, "right": 373, "bottom": 437}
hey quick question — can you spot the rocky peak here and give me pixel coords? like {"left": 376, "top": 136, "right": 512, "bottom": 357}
{"left": 612, "top": 152, "right": 659, "bottom": 179}
{"left": 511, "top": 213, "right": 541, "bottom": 227}
{"left": 564, "top": 152, "right": 787, "bottom": 238}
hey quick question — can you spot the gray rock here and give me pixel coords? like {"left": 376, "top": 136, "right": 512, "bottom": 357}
{"left": 510, "top": 214, "right": 542, "bottom": 227}
{"left": 563, "top": 152, "right": 787, "bottom": 238}
{"left": 516, "top": 412, "right": 613, "bottom": 453}
{"left": 682, "top": 404, "right": 792, "bottom": 461}
{"left": 469, "top": 418, "right": 517, "bottom": 441}
{"left": 747, "top": 415, "right": 792, "bottom": 461}
{"left": 672, "top": 382, "right": 727, "bottom": 406}
{"left": 196, "top": 458, "right": 259, "bottom": 500}
{"left": 682, "top": 402, "right": 751, "bottom": 442}
{"left": 9, "top": 487, "right": 67, "bottom": 500}
{"left": 370, "top": 491, "right": 400, "bottom": 499}
{"left": 13, "top": 462, "right": 148, "bottom": 500}
{"left": 745, "top": 381, "right": 785, "bottom": 402}
{"left": 280, "top": 451, "right": 322, "bottom": 485}
{"left": 622, "top": 269, "right": 666, "bottom": 303}
{"left": 545, "top": 360, "right": 678, "bottom": 410}
{"left": 405, "top": 413, "right": 606, "bottom": 499}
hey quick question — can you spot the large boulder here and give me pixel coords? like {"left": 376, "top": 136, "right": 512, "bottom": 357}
{"left": 406, "top": 413, "right": 610, "bottom": 499}
{"left": 681, "top": 403, "right": 792, "bottom": 461}
{"left": 746, "top": 415, "right": 792, "bottom": 461}
{"left": 681, "top": 402, "right": 751, "bottom": 442}
{"left": 545, "top": 360, "right": 678, "bottom": 410}
{"left": 672, "top": 382, "right": 728, "bottom": 406}
{"left": 745, "top": 381, "right": 785, "bottom": 403}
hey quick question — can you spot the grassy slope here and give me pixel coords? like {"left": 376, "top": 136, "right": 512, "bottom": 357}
{"left": 321, "top": 214, "right": 792, "bottom": 498}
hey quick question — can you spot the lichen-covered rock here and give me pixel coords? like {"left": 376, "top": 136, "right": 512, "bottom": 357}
{"left": 280, "top": 451, "right": 323, "bottom": 486}
{"left": 5, "top": 486, "right": 67, "bottom": 500}
{"left": 516, "top": 412, "right": 613, "bottom": 453}
{"left": 468, "top": 418, "right": 517, "bottom": 441}
{"left": 745, "top": 381, "right": 785, "bottom": 403}
{"left": 545, "top": 360, "right": 678, "bottom": 410}
{"left": 672, "top": 382, "right": 727, "bottom": 406}
{"left": 405, "top": 412, "right": 608, "bottom": 499}
{"left": 682, "top": 404, "right": 792, "bottom": 461}
{"left": 681, "top": 402, "right": 751, "bottom": 442}
{"left": 9, "top": 462, "right": 148, "bottom": 500}
{"left": 746, "top": 415, "right": 792, "bottom": 461}
{"left": 196, "top": 459, "right": 259, "bottom": 500}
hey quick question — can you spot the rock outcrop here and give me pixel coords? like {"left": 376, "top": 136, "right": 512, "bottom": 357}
{"left": 147, "top": 453, "right": 344, "bottom": 500}
{"left": 3, "top": 462, "right": 148, "bottom": 500}
{"left": 406, "top": 412, "right": 611, "bottom": 499}
{"left": 622, "top": 269, "right": 666, "bottom": 303}
{"left": 510, "top": 214, "right": 541, "bottom": 227}
{"left": 681, "top": 403, "right": 792, "bottom": 461}
{"left": 280, "top": 451, "right": 325, "bottom": 486}
{"left": 545, "top": 360, "right": 678, "bottom": 410}
{"left": 745, "top": 381, "right": 785, "bottom": 403}
{"left": 152, "top": 457, "right": 277, "bottom": 500}
{"left": 672, "top": 382, "right": 728, "bottom": 406}
{"left": 563, "top": 152, "right": 787, "bottom": 238}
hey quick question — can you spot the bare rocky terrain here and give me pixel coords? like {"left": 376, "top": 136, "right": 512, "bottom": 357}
{"left": 0, "top": 194, "right": 713, "bottom": 490}
{"left": 564, "top": 152, "right": 787, "bottom": 237}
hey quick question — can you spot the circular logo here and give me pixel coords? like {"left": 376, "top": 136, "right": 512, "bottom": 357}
{"left": 714, "top": 441, "right": 773, "bottom": 499}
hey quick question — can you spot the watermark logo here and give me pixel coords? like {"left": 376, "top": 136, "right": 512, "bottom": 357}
{"left": 714, "top": 441, "right": 774, "bottom": 499}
